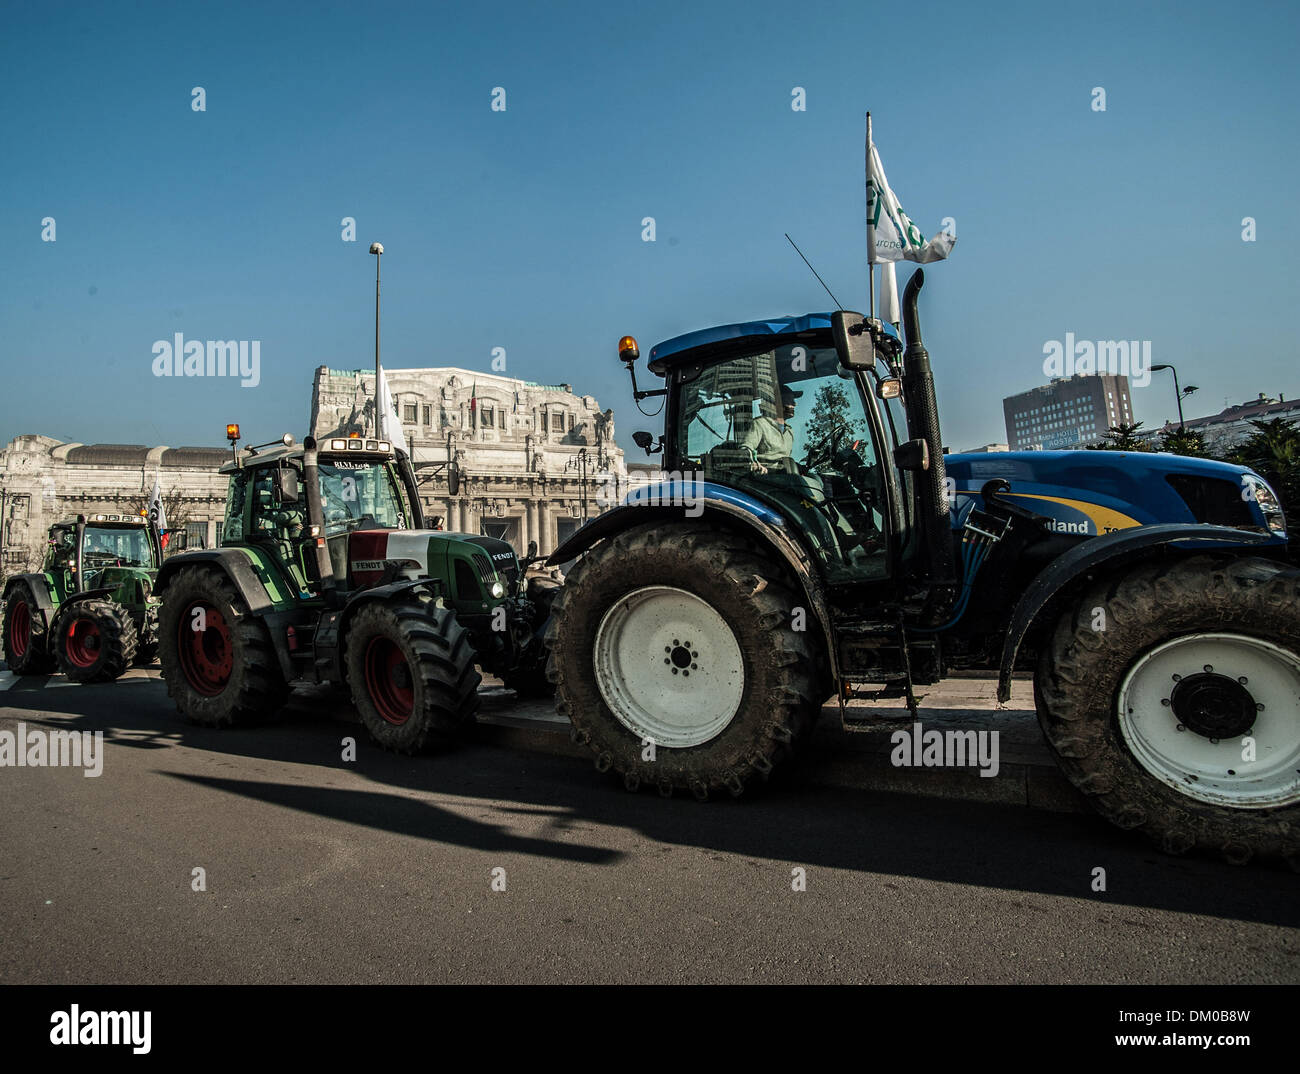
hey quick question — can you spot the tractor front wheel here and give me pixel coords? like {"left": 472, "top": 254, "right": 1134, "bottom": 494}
{"left": 158, "top": 566, "right": 287, "bottom": 726}
{"left": 1036, "top": 555, "right": 1300, "bottom": 866}
{"left": 344, "top": 600, "right": 480, "bottom": 753}
{"left": 547, "top": 522, "right": 821, "bottom": 799}
{"left": 54, "top": 600, "right": 137, "bottom": 683}
{"left": 2, "top": 580, "right": 56, "bottom": 675}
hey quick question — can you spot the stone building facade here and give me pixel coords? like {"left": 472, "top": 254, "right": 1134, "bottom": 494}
{"left": 0, "top": 435, "right": 229, "bottom": 574}
{"left": 0, "top": 367, "right": 626, "bottom": 574}
{"left": 310, "top": 366, "right": 626, "bottom": 554}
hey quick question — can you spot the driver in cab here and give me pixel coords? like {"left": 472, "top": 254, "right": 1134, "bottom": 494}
{"left": 743, "top": 385, "right": 801, "bottom": 475}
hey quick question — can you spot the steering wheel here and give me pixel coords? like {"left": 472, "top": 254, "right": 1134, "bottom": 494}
{"left": 832, "top": 442, "right": 877, "bottom": 495}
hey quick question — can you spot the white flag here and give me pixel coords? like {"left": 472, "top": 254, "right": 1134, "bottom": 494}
{"left": 148, "top": 475, "right": 167, "bottom": 532}
{"left": 879, "top": 261, "right": 901, "bottom": 327}
{"left": 868, "top": 141, "right": 954, "bottom": 264}
{"left": 377, "top": 365, "right": 409, "bottom": 455}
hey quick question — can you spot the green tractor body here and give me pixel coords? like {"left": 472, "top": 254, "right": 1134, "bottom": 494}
{"left": 2, "top": 513, "right": 164, "bottom": 682}
{"left": 155, "top": 434, "right": 555, "bottom": 752}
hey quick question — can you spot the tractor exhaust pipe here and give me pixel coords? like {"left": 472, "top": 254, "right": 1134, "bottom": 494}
{"left": 73, "top": 515, "right": 86, "bottom": 594}
{"left": 900, "top": 269, "right": 957, "bottom": 616}
{"left": 302, "top": 437, "right": 340, "bottom": 604}
{"left": 394, "top": 448, "right": 425, "bottom": 529}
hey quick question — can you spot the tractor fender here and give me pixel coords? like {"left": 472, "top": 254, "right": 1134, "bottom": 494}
{"left": 320, "top": 577, "right": 448, "bottom": 683}
{"left": 154, "top": 550, "right": 276, "bottom": 615}
{"left": 547, "top": 498, "right": 839, "bottom": 682}
{"left": 3, "top": 573, "right": 57, "bottom": 629}
{"left": 997, "top": 522, "right": 1276, "bottom": 703}
{"left": 153, "top": 550, "right": 294, "bottom": 680}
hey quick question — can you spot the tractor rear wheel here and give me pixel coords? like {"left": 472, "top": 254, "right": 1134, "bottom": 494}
{"left": 2, "top": 580, "right": 56, "bottom": 675}
{"left": 1035, "top": 555, "right": 1300, "bottom": 866}
{"left": 547, "top": 522, "right": 821, "bottom": 799}
{"left": 54, "top": 600, "right": 137, "bottom": 683}
{"left": 158, "top": 566, "right": 288, "bottom": 726}
{"left": 345, "top": 600, "right": 480, "bottom": 753}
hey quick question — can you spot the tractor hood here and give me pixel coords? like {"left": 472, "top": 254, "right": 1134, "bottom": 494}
{"left": 945, "top": 450, "right": 1287, "bottom": 542}
{"left": 334, "top": 529, "right": 512, "bottom": 597}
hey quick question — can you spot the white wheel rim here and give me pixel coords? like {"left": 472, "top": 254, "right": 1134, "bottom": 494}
{"left": 1117, "top": 633, "right": 1300, "bottom": 809}
{"left": 593, "top": 586, "right": 745, "bottom": 748}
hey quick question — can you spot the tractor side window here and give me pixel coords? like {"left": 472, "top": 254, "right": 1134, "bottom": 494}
{"left": 222, "top": 473, "right": 247, "bottom": 544}
{"left": 676, "top": 345, "right": 891, "bottom": 583}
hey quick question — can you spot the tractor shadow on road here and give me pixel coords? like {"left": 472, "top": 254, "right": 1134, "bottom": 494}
{"left": 3, "top": 679, "right": 1297, "bottom": 926}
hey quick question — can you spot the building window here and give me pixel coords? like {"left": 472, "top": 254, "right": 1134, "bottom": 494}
{"left": 403, "top": 403, "right": 417, "bottom": 423}
{"left": 422, "top": 405, "right": 432, "bottom": 426}
{"left": 482, "top": 408, "right": 495, "bottom": 428}
{"left": 185, "top": 521, "right": 207, "bottom": 550}
{"left": 568, "top": 413, "right": 576, "bottom": 430}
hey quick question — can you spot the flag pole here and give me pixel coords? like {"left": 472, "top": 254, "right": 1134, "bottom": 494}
{"left": 866, "top": 111, "right": 875, "bottom": 319}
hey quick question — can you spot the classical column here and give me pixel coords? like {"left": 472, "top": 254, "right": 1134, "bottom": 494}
{"left": 538, "top": 499, "right": 551, "bottom": 555}
{"left": 525, "top": 499, "right": 538, "bottom": 550}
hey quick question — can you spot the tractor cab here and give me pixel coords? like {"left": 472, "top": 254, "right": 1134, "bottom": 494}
{"left": 48, "top": 513, "right": 161, "bottom": 595}
{"left": 629, "top": 313, "right": 918, "bottom": 591}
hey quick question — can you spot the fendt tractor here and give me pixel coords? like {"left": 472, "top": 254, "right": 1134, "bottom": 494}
{"left": 155, "top": 429, "right": 556, "bottom": 751}
{"left": 546, "top": 270, "right": 1299, "bottom": 865}
{"left": 3, "top": 512, "right": 165, "bottom": 683}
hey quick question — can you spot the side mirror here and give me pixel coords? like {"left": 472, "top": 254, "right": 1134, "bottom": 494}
{"left": 893, "top": 438, "right": 930, "bottom": 472}
{"left": 632, "top": 430, "right": 660, "bottom": 455}
{"left": 273, "top": 467, "right": 300, "bottom": 504}
{"left": 447, "top": 461, "right": 461, "bottom": 497}
{"left": 832, "top": 310, "right": 876, "bottom": 371}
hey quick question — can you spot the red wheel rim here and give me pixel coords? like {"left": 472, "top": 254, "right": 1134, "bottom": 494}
{"left": 64, "top": 616, "right": 101, "bottom": 668}
{"left": 363, "top": 636, "right": 414, "bottom": 725}
{"left": 178, "top": 600, "right": 233, "bottom": 696}
{"left": 7, "top": 599, "right": 30, "bottom": 659}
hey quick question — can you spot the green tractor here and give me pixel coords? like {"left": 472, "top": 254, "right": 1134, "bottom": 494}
{"left": 2, "top": 512, "right": 164, "bottom": 683}
{"left": 154, "top": 430, "right": 556, "bottom": 752}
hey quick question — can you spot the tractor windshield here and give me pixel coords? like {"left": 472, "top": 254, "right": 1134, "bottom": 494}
{"left": 677, "top": 343, "right": 891, "bottom": 582}
{"left": 82, "top": 526, "right": 152, "bottom": 568}
{"left": 317, "top": 460, "right": 406, "bottom": 535}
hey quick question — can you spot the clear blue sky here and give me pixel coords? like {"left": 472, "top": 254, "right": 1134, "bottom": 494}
{"left": 2, "top": 0, "right": 1297, "bottom": 456}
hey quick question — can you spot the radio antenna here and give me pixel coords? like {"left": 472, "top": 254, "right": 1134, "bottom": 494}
{"left": 785, "top": 233, "right": 845, "bottom": 310}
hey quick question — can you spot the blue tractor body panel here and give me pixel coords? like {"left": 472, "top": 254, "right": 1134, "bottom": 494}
{"left": 945, "top": 450, "right": 1287, "bottom": 548}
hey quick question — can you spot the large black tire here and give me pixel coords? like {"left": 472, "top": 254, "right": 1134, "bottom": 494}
{"left": 53, "top": 600, "right": 137, "bottom": 683}
{"left": 2, "top": 579, "right": 56, "bottom": 675}
{"left": 158, "top": 566, "right": 288, "bottom": 726}
{"left": 1036, "top": 555, "right": 1300, "bottom": 866}
{"left": 547, "top": 522, "right": 821, "bottom": 799}
{"left": 344, "top": 600, "right": 480, "bottom": 753}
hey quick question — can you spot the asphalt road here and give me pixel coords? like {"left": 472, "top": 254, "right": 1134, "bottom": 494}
{"left": 1, "top": 669, "right": 1296, "bottom": 985}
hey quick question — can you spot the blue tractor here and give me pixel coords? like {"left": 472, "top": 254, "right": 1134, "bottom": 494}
{"left": 546, "top": 269, "right": 1298, "bottom": 865}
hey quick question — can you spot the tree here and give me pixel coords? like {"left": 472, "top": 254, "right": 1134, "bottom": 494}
{"left": 1089, "top": 421, "right": 1153, "bottom": 452}
{"left": 1158, "top": 426, "right": 1209, "bottom": 458}
{"left": 802, "top": 383, "right": 864, "bottom": 468}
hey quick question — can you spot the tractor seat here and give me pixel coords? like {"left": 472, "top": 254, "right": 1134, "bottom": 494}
{"left": 701, "top": 442, "right": 754, "bottom": 482}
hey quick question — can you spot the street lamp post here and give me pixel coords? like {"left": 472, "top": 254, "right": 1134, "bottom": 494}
{"left": 369, "top": 242, "right": 383, "bottom": 437}
{"left": 1150, "top": 363, "right": 1198, "bottom": 431}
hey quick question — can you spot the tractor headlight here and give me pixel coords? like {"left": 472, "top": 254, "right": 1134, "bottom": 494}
{"left": 490, "top": 581, "right": 506, "bottom": 599}
{"left": 1245, "top": 476, "right": 1287, "bottom": 536}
